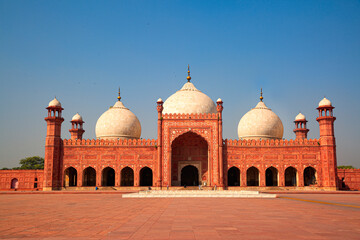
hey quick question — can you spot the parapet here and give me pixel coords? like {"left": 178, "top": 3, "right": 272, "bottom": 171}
{"left": 162, "top": 113, "right": 218, "bottom": 120}
{"left": 63, "top": 138, "right": 157, "bottom": 146}
{"left": 224, "top": 138, "right": 319, "bottom": 147}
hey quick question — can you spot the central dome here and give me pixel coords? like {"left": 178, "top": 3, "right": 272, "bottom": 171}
{"left": 163, "top": 82, "right": 217, "bottom": 114}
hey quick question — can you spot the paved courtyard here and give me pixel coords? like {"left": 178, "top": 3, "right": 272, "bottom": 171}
{"left": 0, "top": 193, "right": 359, "bottom": 239}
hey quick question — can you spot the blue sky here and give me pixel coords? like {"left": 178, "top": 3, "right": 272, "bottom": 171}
{"left": 0, "top": 0, "right": 359, "bottom": 168}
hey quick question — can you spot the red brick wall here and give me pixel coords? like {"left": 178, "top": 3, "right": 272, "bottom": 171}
{"left": 224, "top": 138, "right": 323, "bottom": 187}
{"left": 0, "top": 170, "right": 43, "bottom": 190}
{"left": 62, "top": 138, "right": 157, "bottom": 187}
{"left": 337, "top": 169, "right": 360, "bottom": 190}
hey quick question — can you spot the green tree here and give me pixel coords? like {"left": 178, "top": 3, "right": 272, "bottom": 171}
{"left": 15, "top": 156, "right": 44, "bottom": 169}
{"left": 337, "top": 165, "right": 355, "bottom": 169}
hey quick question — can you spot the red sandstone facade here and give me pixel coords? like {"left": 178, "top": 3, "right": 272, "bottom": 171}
{"left": 2, "top": 93, "right": 360, "bottom": 191}
{"left": 42, "top": 96, "right": 340, "bottom": 191}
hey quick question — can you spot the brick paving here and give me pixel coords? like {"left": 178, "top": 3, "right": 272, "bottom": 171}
{"left": 0, "top": 193, "right": 359, "bottom": 239}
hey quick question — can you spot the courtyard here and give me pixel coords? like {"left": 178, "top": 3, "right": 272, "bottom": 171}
{"left": 0, "top": 192, "right": 359, "bottom": 239}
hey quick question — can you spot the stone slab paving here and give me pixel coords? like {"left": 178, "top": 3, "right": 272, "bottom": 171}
{"left": 0, "top": 193, "right": 359, "bottom": 239}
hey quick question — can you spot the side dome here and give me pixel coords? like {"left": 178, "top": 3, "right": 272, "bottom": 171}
{"left": 48, "top": 97, "right": 61, "bottom": 107}
{"left": 95, "top": 100, "right": 141, "bottom": 140}
{"left": 238, "top": 101, "right": 284, "bottom": 140}
{"left": 162, "top": 82, "right": 217, "bottom": 114}
{"left": 295, "top": 113, "right": 306, "bottom": 121}
{"left": 318, "top": 97, "right": 332, "bottom": 107}
{"left": 72, "top": 113, "right": 83, "bottom": 121}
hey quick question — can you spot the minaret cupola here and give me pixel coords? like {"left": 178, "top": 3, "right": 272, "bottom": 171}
{"left": 69, "top": 113, "right": 85, "bottom": 140}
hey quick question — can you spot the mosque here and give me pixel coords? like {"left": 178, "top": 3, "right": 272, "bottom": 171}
{"left": 0, "top": 67, "right": 340, "bottom": 191}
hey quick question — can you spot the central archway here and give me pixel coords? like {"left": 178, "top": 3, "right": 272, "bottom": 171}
{"left": 171, "top": 131, "right": 208, "bottom": 186}
{"left": 181, "top": 165, "right": 199, "bottom": 186}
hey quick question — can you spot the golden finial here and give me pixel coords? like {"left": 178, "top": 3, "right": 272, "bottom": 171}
{"left": 260, "top": 88, "right": 263, "bottom": 102}
{"left": 117, "top": 87, "right": 121, "bottom": 101}
{"left": 187, "top": 64, "right": 191, "bottom": 82}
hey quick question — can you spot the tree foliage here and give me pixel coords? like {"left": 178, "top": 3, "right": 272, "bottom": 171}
{"left": 13, "top": 156, "right": 44, "bottom": 170}
{"left": 337, "top": 165, "right": 355, "bottom": 169}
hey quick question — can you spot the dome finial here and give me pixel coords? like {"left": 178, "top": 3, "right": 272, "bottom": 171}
{"left": 187, "top": 64, "right": 191, "bottom": 82}
{"left": 117, "top": 87, "right": 121, "bottom": 101}
{"left": 260, "top": 88, "right": 263, "bottom": 102}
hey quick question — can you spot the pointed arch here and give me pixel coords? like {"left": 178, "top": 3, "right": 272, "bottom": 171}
{"left": 285, "top": 167, "right": 297, "bottom": 186}
{"left": 11, "top": 178, "right": 18, "bottom": 189}
{"left": 247, "top": 167, "right": 259, "bottom": 186}
{"left": 102, "top": 167, "right": 115, "bottom": 186}
{"left": 121, "top": 167, "right": 134, "bottom": 186}
{"left": 228, "top": 167, "right": 240, "bottom": 186}
{"left": 181, "top": 165, "right": 199, "bottom": 186}
{"left": 64, "top": 167, "right": 77, "bottom": 187}
{"left": 304, "top": 166, "right": 317, "bottom": 186}
{"left": 140, "top": 167, "right": 153, "bottom": 186}
{"left": 83, "top": 167, "right": 96, "bottom": 186}
{"left": 265, "top": 167, "right": 278, "bottom": 186}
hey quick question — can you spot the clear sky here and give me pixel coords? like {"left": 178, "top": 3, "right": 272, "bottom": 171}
{"left": 0, "top": 0, "right": 359, "bottom": 168}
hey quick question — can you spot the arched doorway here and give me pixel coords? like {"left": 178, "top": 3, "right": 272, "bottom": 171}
{"left": 64, "top": 167, "right": 77, "bottom": 187}
{"left": 11, "top": 178, "right": 18, "bottom": 189}
{"left": 285, "top": 167, "right": 297, "bottom": 186}
{"left": 181, "top": 165, "right": 199, "bottom": 186}
{"left": 171, "top": 132, "right": 208, "bottom": 186}
{"left": 265, "top": 167, "right": 278, "bottom": 186}
{"left": 102, "top": 167, "right": 115, "bottom": 186}
{"left": 304, "top": 167, "right": 317, "bottom": 186}
{"left": 247, "top": 167, "right": 259, "bottom": 186}
{"left": 83, "top": 167, "right": 96, "bottom": 186}
{"left": 140, "top": 167, "right": 153, "bottom": 186}
{"left": 121, "top": 167, "right": 134, "bottom": 186}
{"left": 228, "top": 167, "right": 240, "bottom": 186}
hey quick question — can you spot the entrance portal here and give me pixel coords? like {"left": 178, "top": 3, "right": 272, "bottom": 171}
{"left": 181, "top": 165, "right": 199, "bottom": 186}
{"left": 171, "top": 132, "right": 208, "bottom": 186}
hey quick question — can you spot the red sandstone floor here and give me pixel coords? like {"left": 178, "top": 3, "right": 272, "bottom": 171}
{"left": 0, "top": 193, "right": 359, "bottom": 239}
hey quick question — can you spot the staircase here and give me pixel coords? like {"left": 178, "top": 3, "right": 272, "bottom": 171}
{"left": 122, "top": 190, "right": 277, "bottom": 198}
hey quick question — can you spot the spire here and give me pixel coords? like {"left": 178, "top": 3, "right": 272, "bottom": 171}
{"left": 187, "top": 64, "right": 191, "bottom": 82}
{"left": 117, "top": 87, "right": 121, "bottom": 101}
{"left": 260, "top": 88, "right": 263, "bottom": 102}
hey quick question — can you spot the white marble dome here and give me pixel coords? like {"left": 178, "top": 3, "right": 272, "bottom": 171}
{"left": 48, "top": 97, "right": 61, "bottom": 107}
{"left": 318, "top": 97, "right": 332, "bottom": 107}
{"left": 95, "top": 100, "right": 141, "bottom": 140}
{"left": 162, "top": 82, "right": 217, "bottom": 114}
{"left": 72, "top": 113, "right": 83, "bottom": 121}
{"left": 238, "top": 101, "right": 284, "bottom": 140}
{"left": 295, "top": 113, "right": 306, "bottom": 121}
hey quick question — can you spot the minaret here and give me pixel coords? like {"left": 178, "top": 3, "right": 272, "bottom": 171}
{"left": 156, "top": 97, "right": 164, "bottom": 188}
{"left": 316, "top": 97, "right": 337, "bottom": 189}
{"left": 69, "top": 113, "right": 85, "bottom": 140}
{"left": 217, "top": 98, "right": 224, "bottom": 187}
{"left": 44, "top": 97, "right": 64, "bottom": 191}
{"left": 293, "top": 113, "right": 309, "bottom": 140}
